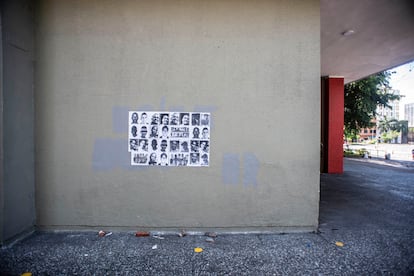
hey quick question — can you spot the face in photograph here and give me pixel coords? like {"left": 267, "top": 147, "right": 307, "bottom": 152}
{"left": 131, "top": 112, "right": 138, "bottom": 124}
{"left": 161, "top": 126, "right": 169, "bottom": 138}
{"left": 130, "top": 139, "right": 139, "bottom": 151}
{"left": 139, "top": 139, "right": 148, "bottom": 151}
{"left": 140, "top": 126, "right": 148, "bottom": 138}
{"left": 170, "top": 113, "right": 179, "bottom": 125}
{"left": 201, "top": 154, "right": 209, "bottom": 165}
{"left": 192, "top": 127, "right": 200, "bottom": 139}
{"left": 192, "top": 113, "right": 200, "bottom": 125}
{"left": 191, "top": 140, "right": 199, "bottom": 152}
{"left": 150, "top": 125, "right": 158, "bottom": 138}
{"left": 201, "top": 113, "right": 209, "bottom": 125}
{"left": 160, "top": 140, "right": 168, "bottom": 152}
{"left": 180, "top": 113, "right": 190, "bottom": 125}
{"left": 159, "top": 153, "right": 168, "bottom": 166}
{"left": 161, "top": 113, "right": 169, "bottom": 125}
{"left": 190, "top": 153, "right": 200, "bottom": 164}
{"left": 151, "top": 113, "right": 160, "bottom": 125}
{"left": 200, "top": 141, "right": 209, "bottom": 153}
{"left": 202, "top": 127, "right": 209, "bottom": 139}
{"left": 140, "top": 112, "right": 147, "bottom": 124}
{"left": 131, "top": 126, "right": 137, "bottom": 137}
{"left": 170, "top": 140, "right": 179, "bottom": 152}
{"left": 149, "top": 153, "right": 157, "bottom": 165}
{"left": 181, "top": 141, "right": 189, "bottom": 152}
{"left": 151, "top": 139, "right": 158, "bottom": 150}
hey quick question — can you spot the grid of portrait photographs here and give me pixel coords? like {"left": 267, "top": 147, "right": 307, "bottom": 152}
{"left": 129, "top": 111, "right": 210, "bottom": 166}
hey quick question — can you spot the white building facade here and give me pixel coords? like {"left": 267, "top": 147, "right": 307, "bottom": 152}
{"left": 405, "top": 103, "right": 414, "bottom": 127}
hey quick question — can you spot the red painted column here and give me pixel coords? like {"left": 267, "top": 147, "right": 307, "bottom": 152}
{"left": 323, "top": 77, "right": 344, "bottom": 174}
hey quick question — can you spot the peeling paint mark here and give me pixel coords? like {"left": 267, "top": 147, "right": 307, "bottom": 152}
{"left": 222, "top": 153, "right": 239, "bottom": 185}
{"left": 243, "top": 152, "right": 259, "bottom": 186}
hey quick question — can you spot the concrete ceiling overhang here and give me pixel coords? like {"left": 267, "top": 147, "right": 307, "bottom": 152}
{"left": 321, "top": 0, "right": 414, "bottom": 84}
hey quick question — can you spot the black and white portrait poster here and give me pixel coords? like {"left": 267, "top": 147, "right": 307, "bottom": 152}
{"left": 129, "top": 112, "right": 210, "bottom": 166}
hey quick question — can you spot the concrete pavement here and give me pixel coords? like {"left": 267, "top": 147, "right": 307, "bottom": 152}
{"left": 1, "top": 158, "right": 413, "bottom": 275}
{"left": 345, "top": 143, "right": 414, "bottom": 161}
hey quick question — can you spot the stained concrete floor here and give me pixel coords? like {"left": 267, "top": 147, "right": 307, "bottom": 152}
{"left": 1, "top": 158, "right": 413, "bottom": 275}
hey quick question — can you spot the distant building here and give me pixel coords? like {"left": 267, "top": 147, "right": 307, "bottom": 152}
{"left": 359, "top": 126, "right": 377, "bottom": 141}
{"left": 374, "top": 90, "right": 401, "bottom": 142}
{"left": 359, "top": 90, "right": 401, "bottom": 142}
{"left": 376, "top": 90, "right": 400, "bottom": 121}
{"left": 405, "top": 103, "right": 414, "bottom": 127}
{"left": 406, "top": 103, "right": 414, "bottom": 144}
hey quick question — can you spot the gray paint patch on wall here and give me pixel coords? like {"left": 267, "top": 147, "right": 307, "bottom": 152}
{"left": 92, "top": 138, "right": 126, "bottom": 171}
{"left": 91, "top": 138, "right": 122, "bottom": 171}
{"left": 137, "top": 105, "right": 155, "bottom": 111}
{"left": 112, "top": 106, "right": 129, "bottom": 134}
{"left": 159, "top": 96, "right": 166, "bottom": 111}
{"left": 243, "top": 152, "right": 259, "bottom": 186}
{"left": 168, "top": 106, "right": 185, "bottom": 112}
{"left": 222, "top": 153, "right": 240, "bottom": 185}
{"left": 93, "top": 138, "right": 151, "bottom": 171}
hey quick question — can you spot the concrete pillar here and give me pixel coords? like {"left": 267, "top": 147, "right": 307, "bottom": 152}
{"left": 321, "top": 77, "right": 344, "bottom": 174}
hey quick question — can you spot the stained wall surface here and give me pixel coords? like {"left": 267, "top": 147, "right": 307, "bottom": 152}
{"left": 35, "top": 0, "right": 320, "bottom": 231}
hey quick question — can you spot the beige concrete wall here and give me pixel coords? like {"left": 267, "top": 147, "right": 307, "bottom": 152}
{"left": 35, "top": 0, "right": 320, "bottom": 231}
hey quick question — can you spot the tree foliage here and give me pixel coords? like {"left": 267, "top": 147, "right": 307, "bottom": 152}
{"left": 378, "top": 117, "right": 408, "bottom": 143}
{"left": 344, "top": 71, "right": 400, "bottom": 137}
{"left": 381, "top": 130, "right": 400, "bottom": 143}
{"left": 378, "top": 116, "right": 399, "bottom": 133}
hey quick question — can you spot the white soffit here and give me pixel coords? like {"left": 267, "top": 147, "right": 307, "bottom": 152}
{"left": 321, "top": 0, "right": 414, "bottom": 83}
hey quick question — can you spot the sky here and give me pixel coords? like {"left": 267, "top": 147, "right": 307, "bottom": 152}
{"left": 388, "top": 61, "right": 414, "bottom": 120}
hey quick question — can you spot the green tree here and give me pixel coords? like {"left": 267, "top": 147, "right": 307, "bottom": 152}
{"left": 378, "top": 118, "right": 408, "bottom": 143}
{"left": 378, "top": 116, "right": 398, "bottom": 133}
{"left": 382, "top": 130, "right": 400, "bottom": 143}
{"left": 344, "top": 71, "right": 400, "bottom": 138}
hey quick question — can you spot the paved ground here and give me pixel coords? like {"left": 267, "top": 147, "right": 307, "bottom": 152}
{"left": 345, "top": 143, "right": 414, "bottom": 161}
{"left": 1, "top": 158, "right": 413, "bottom": 275}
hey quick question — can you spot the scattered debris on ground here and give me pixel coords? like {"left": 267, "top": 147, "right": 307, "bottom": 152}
{"left": 194, "top": 247, "right": 203, "bottom": 253}
{"left": 135, "top": 231, "right": 150, "bottom": 237}
{"left": 205, "top": 232, "right": 217, "bottom": 238}
{"left": 335, "top": 241, "right": 344, "bottom": 247}
{"left": 178, "top": 230, "right": 187, "bottom": 237}
{"left": 98, "top": 231, "right": 112, "bottom": 237}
